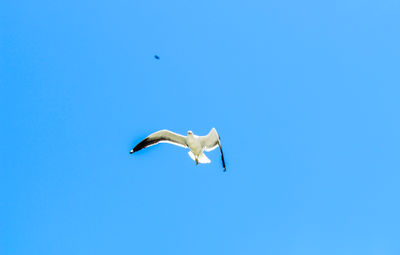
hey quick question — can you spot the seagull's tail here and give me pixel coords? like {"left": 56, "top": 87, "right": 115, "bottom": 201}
{"left": 188, "top": 151, "right": 196, "bottom": 161}
{"left": 198, "top": 152, "right": 211, "bottom": 164}
{"left": 187, "top": 151, "right": 211, "bottom": 164}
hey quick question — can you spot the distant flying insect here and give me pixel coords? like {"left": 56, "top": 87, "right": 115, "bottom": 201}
{"left": 154, "top": 55, "right": 160, "bottom": 59}
{"left": 130, "top": 128, "right": 226, "bottom": 171}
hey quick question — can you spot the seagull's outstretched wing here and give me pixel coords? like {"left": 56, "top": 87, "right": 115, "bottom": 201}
{"left": 200, "top": 128, "right": 226, "bottom": 171}
{"left": 130, "top": 130, "right": 187, "bottom": 154}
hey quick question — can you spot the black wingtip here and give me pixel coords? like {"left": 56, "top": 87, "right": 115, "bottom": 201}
{"left": 217, "top": 141, "right": 226, "bottom": 172}
{"left": 130, "top": 150, "right": 134, "bottom": 154}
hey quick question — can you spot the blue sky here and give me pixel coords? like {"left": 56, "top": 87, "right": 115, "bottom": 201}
{"left": 1, "top": 0, "right": 400, "bottom": 254}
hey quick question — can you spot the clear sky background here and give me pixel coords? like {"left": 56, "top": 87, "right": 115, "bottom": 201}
{"left": 1, "top": 0, "right": 400, "bottom": 254}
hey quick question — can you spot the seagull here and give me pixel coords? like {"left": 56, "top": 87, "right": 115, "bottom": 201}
{"left": 130, "top": 128, "right": 226, "bottom": 171}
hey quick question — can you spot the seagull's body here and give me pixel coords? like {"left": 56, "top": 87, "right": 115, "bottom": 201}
{"left": 130, "top": 128, "right": 226, "bottom": 171}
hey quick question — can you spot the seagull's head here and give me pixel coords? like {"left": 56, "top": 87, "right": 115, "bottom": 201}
{"left": 187, "top": 130, "right": 193, "bottom": 136}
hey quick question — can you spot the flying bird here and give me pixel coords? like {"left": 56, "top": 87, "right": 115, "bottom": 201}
{"left": 154, "top": 55, "right": 160, "bottom": 59}
{"left": 130, "top": 128, "right": 226, "bottom": 171}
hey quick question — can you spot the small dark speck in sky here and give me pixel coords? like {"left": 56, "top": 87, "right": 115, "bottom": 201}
{"left": 154, "top": 55, "right": 160, "bottom": 59}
